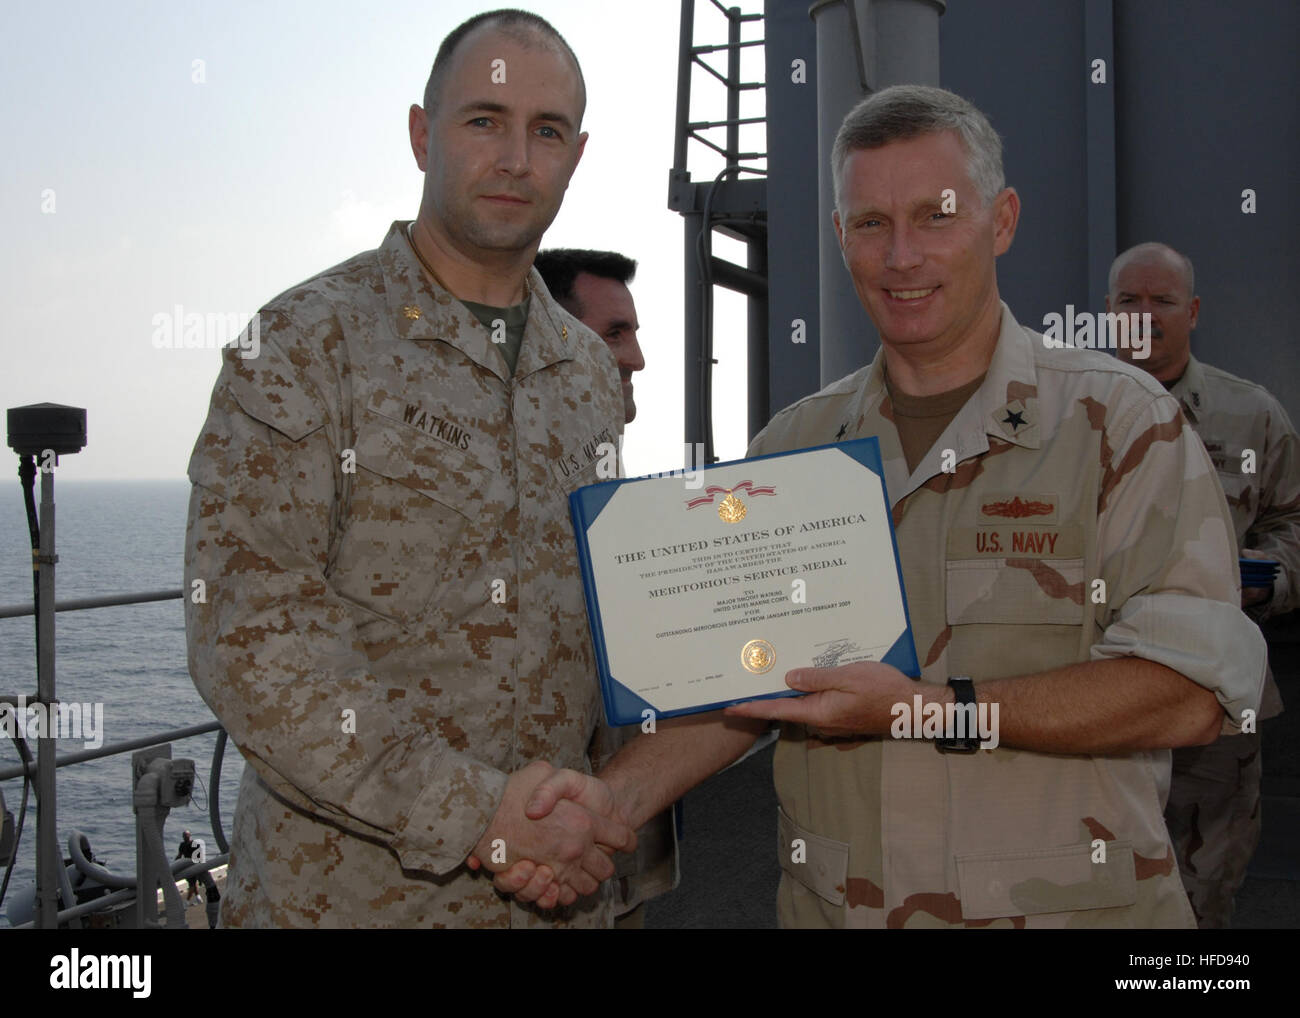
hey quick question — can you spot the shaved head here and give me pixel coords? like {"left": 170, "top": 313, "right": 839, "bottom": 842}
{"left": 1109, "top": 242, "right": 1195, "bottom": 299}
{"left": 423, "top": 9, "right": 586, "bottom": 121}
{"left": 1106, "top": 241, "right": 1201, "bottom": 382}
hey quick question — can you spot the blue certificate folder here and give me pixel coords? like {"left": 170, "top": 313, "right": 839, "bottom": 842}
{"left": 569, "top": 437, "right": 920, "bottom": 726}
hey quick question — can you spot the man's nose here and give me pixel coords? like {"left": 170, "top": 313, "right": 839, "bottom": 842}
{"left": 496, "top": 126, "right": 531, "bottom": 175}
{"left": 884, "top": 223, "right": 923, "bottom": 272}
{"left": 621, "top": 332, "right": 645, "bottom": 374}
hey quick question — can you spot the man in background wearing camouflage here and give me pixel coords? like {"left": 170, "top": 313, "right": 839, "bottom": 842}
{"left": 535, "top": 248, "right": 677, "bottom": 927}
{"left": 496, "top": 85, "right": 1266, "bottom": 928}
{"left": 1111, "top": 241, "right": 1300, "bottom": 927}
{"left": 183, "top": 10, "right": 635, "bottom": 927}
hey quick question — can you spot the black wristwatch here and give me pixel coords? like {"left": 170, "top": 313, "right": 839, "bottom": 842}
{"left": 935, "top": 675, "right": 980, "bottom": 753}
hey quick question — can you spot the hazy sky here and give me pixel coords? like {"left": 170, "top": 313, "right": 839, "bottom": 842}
{"left": 1, "top": 0, "right": 767, "bottom": 480}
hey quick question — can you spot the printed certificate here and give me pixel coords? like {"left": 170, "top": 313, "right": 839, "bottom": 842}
{"left": 569, "top": 438, "right": 918, "bottom": 725}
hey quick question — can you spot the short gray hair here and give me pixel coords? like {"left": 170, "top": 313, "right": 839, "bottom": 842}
{"left": 832, "top": 85, "right": 1005, "bottom": 210}
{"left": 1108, "top": 242, "right": 1196, "bottom": 297}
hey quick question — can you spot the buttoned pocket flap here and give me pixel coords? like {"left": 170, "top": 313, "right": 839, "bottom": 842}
{"left": 337, "top": 407, "right": 509, "bottom": 623}
{"left": 778, "top": 808, "right": 848, "bottom": 906}
{"left": 353, "top": 406, "right": 506, "bottom": 520}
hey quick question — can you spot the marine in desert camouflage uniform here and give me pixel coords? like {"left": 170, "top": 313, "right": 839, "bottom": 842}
{"left": 492, "top": 85, "right": 1267, "bottom": 928}
{"left": 184, "top": 10, "right": 635, "bottom": 927}
{"left": 1111, "top": 241, "right": 1300, "bottom": 927}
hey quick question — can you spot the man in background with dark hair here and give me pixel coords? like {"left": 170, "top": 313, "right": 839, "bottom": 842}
{"left": 536, "top": 249, "right": 645, "bottom": 423}
{"left": 535, "top": 248, "right": 672, "bottom": 927}
{"left": 185, "top": 9, "right": 635, "bottom": 928}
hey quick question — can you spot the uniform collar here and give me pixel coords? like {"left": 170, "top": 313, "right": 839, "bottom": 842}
{"left": 854, "top": 301, "right": 1040, "bottom": 504}
{"left": 1168, "top": 354, "right": 1208, "bottom": 424}
{"left": 978, "top": 301, "right": 1042, "bottom": 450}
{"left": 515, "top": 275, "right": 577, "bottom": 378}
{"left": 375, "top": 221, "right": 575, "bottom": 380}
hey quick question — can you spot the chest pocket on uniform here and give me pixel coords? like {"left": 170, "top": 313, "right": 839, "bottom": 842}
{"left": 333, "top": 406, "right": 511, "bottom": 626}
{"left": 944, "top": 524, "right": 1086, "bottom": 626}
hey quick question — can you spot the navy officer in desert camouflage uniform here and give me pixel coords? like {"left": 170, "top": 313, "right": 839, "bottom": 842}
{"left": 496, "top": 85, "right": 1266, "bottom": 928}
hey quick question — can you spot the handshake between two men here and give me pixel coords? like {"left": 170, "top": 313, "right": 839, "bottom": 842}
{"left": 467, "top": 760, "right": 639, "bottom": 911}
{"left": 464, "top": 661, "right": 911, "bottom": 910}
{"left": 470, "top": 711, "right": 769, "bottom": 910}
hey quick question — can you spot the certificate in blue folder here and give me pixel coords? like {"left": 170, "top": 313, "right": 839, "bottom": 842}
{"left": 569, "top": 437, "right": 919, "bottom": 726}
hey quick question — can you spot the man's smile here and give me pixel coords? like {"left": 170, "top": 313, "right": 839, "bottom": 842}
{"left": 885, "top": 285, "right": 940, "bottom": 302}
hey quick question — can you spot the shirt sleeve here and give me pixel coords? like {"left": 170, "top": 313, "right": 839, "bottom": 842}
{"left": 1088, "top": 390, "right": 1266, "bottom": 732}
{"left": 184, "top": 314, "right": 507, "bottom": 876}
{"left": 1245, "top": 395, "right": 1300, "bottom": 619}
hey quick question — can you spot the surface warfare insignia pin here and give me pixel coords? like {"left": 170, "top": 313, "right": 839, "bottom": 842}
{"left": 685, "top": 480, "right": 776, "bottom": 523}
{"left": 978, "top": 492, "right": 1058, "bottom": 525}
{"left": 981, "top": 496, "right": 1053, "bottom": 519}
{"left": 402, "top": 305, "right": 422, "bottom": 320}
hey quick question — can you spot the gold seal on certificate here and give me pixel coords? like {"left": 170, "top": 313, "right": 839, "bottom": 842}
{"left": 741, "top": 639, "right": 776, "bottom": 674}
{"left": 569, "top": 438, "right": 920, "bottom": 724}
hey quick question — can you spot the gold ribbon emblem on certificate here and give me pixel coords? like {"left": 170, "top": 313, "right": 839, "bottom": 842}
{"left": 741, "top": 639, "right": 775, "bottom": 674}
{"left": 718, "top": 491, "right": 747, "bottom": 523}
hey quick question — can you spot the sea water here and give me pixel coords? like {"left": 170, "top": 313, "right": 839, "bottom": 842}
{"left": 0, "top": 479, "right": 242, "bottom": 926}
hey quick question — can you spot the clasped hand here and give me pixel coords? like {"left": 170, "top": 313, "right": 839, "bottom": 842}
{"left": 477, "top": 662, "right": 916, "bottom": 909}
{"left": 468, "top": 760, "right": 636, "bottom": 910}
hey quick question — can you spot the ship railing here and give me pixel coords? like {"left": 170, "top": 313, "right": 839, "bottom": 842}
{"left": 0, "top": 586, "right": 234, "bottom": 928}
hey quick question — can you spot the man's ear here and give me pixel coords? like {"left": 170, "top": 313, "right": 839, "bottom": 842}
{"left": 409, "top": 104, "right": 430, "bottom": 171}
{"left": 992, "top": 187, "right": 1020, "bottom": 256}
{"left": 832, "top": 210, "right": 851, "bottom": 269}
